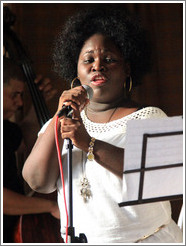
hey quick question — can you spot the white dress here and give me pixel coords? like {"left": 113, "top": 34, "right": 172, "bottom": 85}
{"left": 40, "top": 107, "right": 183, "bottom": 243}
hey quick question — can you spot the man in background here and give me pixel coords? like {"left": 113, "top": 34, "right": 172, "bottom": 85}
{"left": 3, "top": 57, "right": 59, "bottom": 243}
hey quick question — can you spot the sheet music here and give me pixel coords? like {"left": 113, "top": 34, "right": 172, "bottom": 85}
{"left": 122, "top": 116, "right": 183, "bottom": 204}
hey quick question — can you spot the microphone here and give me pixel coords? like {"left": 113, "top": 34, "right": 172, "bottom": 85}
{"left": 57, "top": 85, "right": 93, "bottom": 118}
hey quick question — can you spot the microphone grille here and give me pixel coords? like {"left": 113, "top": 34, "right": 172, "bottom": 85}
{"left": 82, "top": 85, "right": 93, "bottom": 99}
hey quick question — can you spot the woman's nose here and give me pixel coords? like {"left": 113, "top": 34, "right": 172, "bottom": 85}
{"left": 92, "top": 59, "right": 105, "bottom": 72}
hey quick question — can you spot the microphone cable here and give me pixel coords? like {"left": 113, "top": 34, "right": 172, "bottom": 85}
{"left": 54, "top": 115, "right": 68, "bottom": 243}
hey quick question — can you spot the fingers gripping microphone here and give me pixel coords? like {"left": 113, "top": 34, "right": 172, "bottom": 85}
{"left": 57, "top": 85, "right": 93, "bottom": 118}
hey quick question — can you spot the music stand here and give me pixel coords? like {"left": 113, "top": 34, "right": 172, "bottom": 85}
{"left": 118, "top": 116, "right": 183, "bottom": 207}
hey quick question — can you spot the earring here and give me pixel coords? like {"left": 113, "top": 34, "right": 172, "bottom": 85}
{"left": 71, "top": 77, "right": 81, "bottom": 89}
{"left": 124, "top": 76, "right": 133, "bottom": 93}
{"left": 129, "top": 76, "right": 132, "bottom": 92}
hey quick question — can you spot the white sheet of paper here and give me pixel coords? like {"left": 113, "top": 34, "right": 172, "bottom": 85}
{"left": 122, "top": 116, "right": 183, "bottom": 203}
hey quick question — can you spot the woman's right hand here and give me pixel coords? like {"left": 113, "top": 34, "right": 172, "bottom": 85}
{"left": 56, "top": 85, "right": 89, "bottom": 116}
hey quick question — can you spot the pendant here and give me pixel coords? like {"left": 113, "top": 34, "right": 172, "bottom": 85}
{"left": 80, "top": 177, "right": 92, "bottom": 202}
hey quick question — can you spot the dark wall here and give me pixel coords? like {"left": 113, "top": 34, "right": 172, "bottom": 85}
{"left": 6, "top": 3, "right": 183, "bottom": 117}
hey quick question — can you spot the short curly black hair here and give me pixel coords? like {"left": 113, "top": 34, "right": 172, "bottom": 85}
{"left": 3, "top": 57, "right": 26, "bottom": 85}
{"left": 53, "top": 5, "right": 151, "bottom": 87}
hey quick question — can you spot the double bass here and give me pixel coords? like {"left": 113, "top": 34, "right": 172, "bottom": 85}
{"left": 3, "top": 6, "right": 64, "bottom": 243}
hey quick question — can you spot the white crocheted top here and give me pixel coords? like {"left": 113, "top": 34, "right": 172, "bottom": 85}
{"left": 40, "top": 107, "right": 182, "bottom": 243}
{"left": 81, "top": 106, "right": 167, "bottom": 137}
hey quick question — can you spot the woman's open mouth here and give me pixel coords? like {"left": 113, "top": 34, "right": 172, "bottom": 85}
{"left": 91, "top": 74, "right": 107, "bottom": 86}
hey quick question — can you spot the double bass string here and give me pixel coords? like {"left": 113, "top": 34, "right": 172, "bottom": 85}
{"left": 22, "top": 62, "right": 50, "bottom": 127}
{"left": 6, "top": 24, "right": 50, "bottom": 127}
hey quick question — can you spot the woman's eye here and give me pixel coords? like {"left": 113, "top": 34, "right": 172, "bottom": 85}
{"left": 84, "top": 58, "right": 94, "bottom": 64}
{"left": 105, "top": 57, "right": 116, "bottom": 63}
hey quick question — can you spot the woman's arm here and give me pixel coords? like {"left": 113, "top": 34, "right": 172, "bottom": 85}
{"left": 93, "top": 140, "right": 124, "bottom": 178}
{"left": 22, "top": 86, "right": 89, "bottom": 193}
{"left": 22, "top": 115, "right": 62, "bottom": 193}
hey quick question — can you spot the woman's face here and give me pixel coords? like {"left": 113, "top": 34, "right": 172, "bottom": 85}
{"left": 77, "top": 34, "right": 130, "bottom": 103}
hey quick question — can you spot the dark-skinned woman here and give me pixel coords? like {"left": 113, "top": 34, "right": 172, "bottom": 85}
{"left": 23, "top": 6, "right": 182, "bottom": 243}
